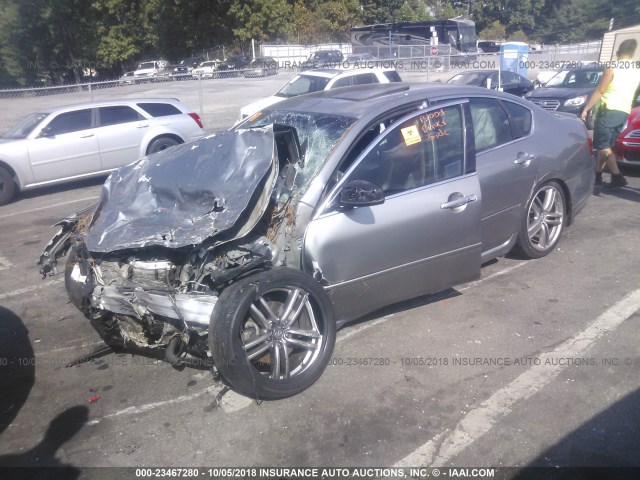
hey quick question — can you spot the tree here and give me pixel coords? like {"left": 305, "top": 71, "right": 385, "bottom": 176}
{"left": 314, "top": 0, "right": 362, "bottom": 42}
{"left": 480, "top": 20, "right": 506, "bottom": 40}
{"left": 228, "top": 0, "right": 292, "bottom": 43}
{"left": 395, "top": 1, "right": 432, "bottom": 22}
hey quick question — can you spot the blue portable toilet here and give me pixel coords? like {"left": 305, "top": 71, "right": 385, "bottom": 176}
{"left": 500, "top": 42, "right": 529, "bottom": 77}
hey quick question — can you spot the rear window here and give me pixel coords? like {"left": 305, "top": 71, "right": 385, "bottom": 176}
{"left": 137, "top": 103, "right": 182, "bottom": 117}
{"left": 501, "top": 101, "right": 532, "bottom": 139}
{"left": 383, "top": 71, "right": 402, "bottom": 83}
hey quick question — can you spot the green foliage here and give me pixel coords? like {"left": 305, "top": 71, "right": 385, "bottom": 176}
{"left": 480, "top": 20, "right": 506, "bottom": 40}
{"left": 1, "top": 0, "right": 639, "bottom": 87}
{"left": 396, "top": 1, "right": 432, "bottom": 22}
{"left": 229, "top": 0, "right": 292, "bottom": 43}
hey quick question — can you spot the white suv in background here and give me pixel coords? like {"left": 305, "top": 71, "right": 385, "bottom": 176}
{"left": 239, "top": 68, "right": 402, "bottom": 120}
{"left": 0, "top": 98, "right": 206, "bottom": 205}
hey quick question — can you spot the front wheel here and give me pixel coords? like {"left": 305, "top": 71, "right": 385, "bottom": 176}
{"left": 514, "top": 181, "right": 566, "bottom": 259}
{"left": 209, "top": 268, "right": 336, "bottom": 400}
{"left": 0, "top": 166, "right": 17, "bottom": 206}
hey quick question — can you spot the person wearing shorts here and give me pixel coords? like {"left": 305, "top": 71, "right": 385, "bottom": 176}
{"left": 581, "top": 39, "right": 640, "bottom": 189}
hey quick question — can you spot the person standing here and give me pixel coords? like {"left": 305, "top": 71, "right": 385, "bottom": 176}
{"left": 581, "top": 39, "right": 640, "bottom": 189}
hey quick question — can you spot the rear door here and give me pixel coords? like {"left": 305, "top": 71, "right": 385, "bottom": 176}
{"left": 467, "top": 97, "right": 537, "bottom": 255}
{"left": 28, "top": 108, "right": 101, "bottom": 183}
{"left": 96, "top": 105, "right": 148, "bottom": 170}
{"left": 304, "top": 101, "right": 482, "bottom": 321}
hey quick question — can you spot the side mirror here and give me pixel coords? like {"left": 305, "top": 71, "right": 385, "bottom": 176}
{"left": 339, "top": 180, "right": 384, "bottom": 208}
{"left": 38, "top": 126, "right": 54, "bottom": 138}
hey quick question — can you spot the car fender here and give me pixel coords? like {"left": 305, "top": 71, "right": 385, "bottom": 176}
{"left": 0, "top": 147, "right": 34, "bottom": 190}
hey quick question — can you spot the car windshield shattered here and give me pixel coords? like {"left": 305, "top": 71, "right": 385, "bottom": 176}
{"left": 238, "top": 110, "right": 355, "bottom": 193}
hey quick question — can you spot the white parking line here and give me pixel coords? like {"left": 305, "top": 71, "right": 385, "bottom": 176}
{"left": 394, "top": 288, "right": 640, "bottom": 467}
{"left": 87, "top": 384, "right": 225, "bottom": 426}
{"left": 0, "top": 196, "right": 99, "bottom": 220}
{"left": 0, "top": 277, "right": 64, "bottom": 301}
{"left": 0, "top": 254, "right": 13, "bottom": 271}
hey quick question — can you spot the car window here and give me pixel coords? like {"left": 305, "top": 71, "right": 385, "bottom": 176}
{"left": 98, "top": 106, "right": 143, "bottom": 127}
{"left": 501, "top": 101, "right": 532, "bottom": 139}
{"left": 332, "top": 77, "right": 352, "bottom": 88}
{"left": 353, "top": 73, "right": 377, "bottom": 85}
{"left": 137, "top": 103, "right": 181, "bottom": 117}
{"left": 469, "top": 98, "right": 512, "bottom": 152}
{"left": 3, "top": 112, "right": 49, "bottom": 139}
{"left": 502, "top": 71, "right": 518, "bottom": 83}
{"left": 345, "top": 104, "right": 465, "bottom": 195}
{"left": 383, "top": 71, "right": 402, "bottom": 82}
{"left": 45, "top": 109, "right": 92, "bottom": 135}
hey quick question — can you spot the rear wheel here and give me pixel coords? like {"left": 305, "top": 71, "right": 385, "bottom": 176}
{"left": 0, "top": 167, "right": 16, "bottom": 206}
{"left": 146, "top": 136, "right": 180, "bottom": 155}
{"left": 514, "top": 181, "right": 566, "bottom": 259}
{"left": 209, "top": 268, "right": 335, "bottom": 400}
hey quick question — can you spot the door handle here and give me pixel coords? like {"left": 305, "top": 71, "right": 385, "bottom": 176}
{"left": 441, "top": 194, "right": 477, "bottom": 210}
{"left": 136, "top": 124, "right": 149, "bottom": 128}
{"left": 80, "top": 133, "right": 94, "bottom": 138}
{"left": 514, "top": 152, "right": 535, "bottom": 165}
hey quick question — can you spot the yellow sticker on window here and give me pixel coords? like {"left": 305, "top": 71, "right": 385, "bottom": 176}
{"left": 401, "top": 125, "right": 421, "bottom": 146}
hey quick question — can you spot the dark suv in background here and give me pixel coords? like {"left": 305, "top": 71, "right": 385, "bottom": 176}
{"left": 524, "top": 67, "right": 603, "bottom": 129}
{"left": 218, "top": 55, "right": 252, "bottom": 76}
{"left": 300, "top": 50, "right": 344, "bottom": 70}
{"left": 173, "top": 57, "right": 204, "bottom": 77}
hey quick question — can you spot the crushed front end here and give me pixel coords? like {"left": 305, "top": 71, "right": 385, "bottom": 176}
{"left": 38, "top": 125, "right": 302, "bottom": 367}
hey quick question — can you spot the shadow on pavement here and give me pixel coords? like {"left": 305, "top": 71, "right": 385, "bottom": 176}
{"left": 0, "top": 406, "right": 87, "bottom": 478}
{"left": 0, "top": 307, "right": 34, "bottom": 435}
{"left": 513, "top": 387, "right": 640, "bottom": 479}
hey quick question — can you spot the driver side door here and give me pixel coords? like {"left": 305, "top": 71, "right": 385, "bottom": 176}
{"left": 304, "top": 101, "right": 482, "bottom": 322}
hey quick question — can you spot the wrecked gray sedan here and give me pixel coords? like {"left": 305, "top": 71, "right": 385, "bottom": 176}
{"left": 39, "top": 84, "right": 594, "bottom": 399}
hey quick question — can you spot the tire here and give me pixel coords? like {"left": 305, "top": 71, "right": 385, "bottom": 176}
{"left": 146, "top": 136, "right": 180, "bottom": 155}
{"left": 209, "top": 268, "right": 336, "bottom": 400}
{"left": 0, "top": 166, "right": 17, "bottom": 206}
{"left": 514, "top": 181, "right": 566, "bottom": 259}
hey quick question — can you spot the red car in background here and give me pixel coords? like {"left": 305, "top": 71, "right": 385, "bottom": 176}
{"left": 615, "top": 107, "right": 640, "bottom": 167}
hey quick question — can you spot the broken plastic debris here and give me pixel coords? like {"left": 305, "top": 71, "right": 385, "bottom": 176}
{"left": 88, "top": 396, "right": 101, "bottom": 403}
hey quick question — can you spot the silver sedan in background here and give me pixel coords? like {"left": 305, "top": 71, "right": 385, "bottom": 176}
{"left": 40, "top": 84, "right": 594, "bottom": 401}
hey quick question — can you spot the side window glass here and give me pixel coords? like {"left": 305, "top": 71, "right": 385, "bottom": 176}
{"left": 501, "top": 101, "right": 532, "bottom": 139}
{"left": 99, "top": 106, "right": 142, "bottom": 127}
{"left": 354, "top": 73, "right": 376, "bottom": 85}
{"left": 502, "top": 71, "right": 516, "bottom": 83}
{"left": 45, "top": 109, "right": 92, "bottom": 135}
{"left": 332, "top": 77, "right": 352, "bottom": 88}
{"left": 469, "top": 98, "right": 512, "bottom": 152}
{"left": 346, "top": 105, "right": 465, "bottom": 196}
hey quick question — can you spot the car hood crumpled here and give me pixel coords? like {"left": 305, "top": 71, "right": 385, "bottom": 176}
{"left": 83, "top": 126, "right": 277, "bottom": 253}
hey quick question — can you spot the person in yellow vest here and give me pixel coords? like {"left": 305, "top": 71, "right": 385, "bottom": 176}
{"left": 581, "top": 39, "right": 640, "bottom": 188}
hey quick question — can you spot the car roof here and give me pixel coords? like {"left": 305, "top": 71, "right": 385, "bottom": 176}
{"left": 300, "top": 68, "right": 396, "bottom": 79}
{"left": 263, "top": 82, "right": 529, "bottom": 119}
{"left": 42, "top": 98, "right": 185, "bottom": 112}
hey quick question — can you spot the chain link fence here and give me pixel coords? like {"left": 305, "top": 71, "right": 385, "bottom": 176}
{"left": 0, "top": 42, "right": 602, "bottom": 134}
